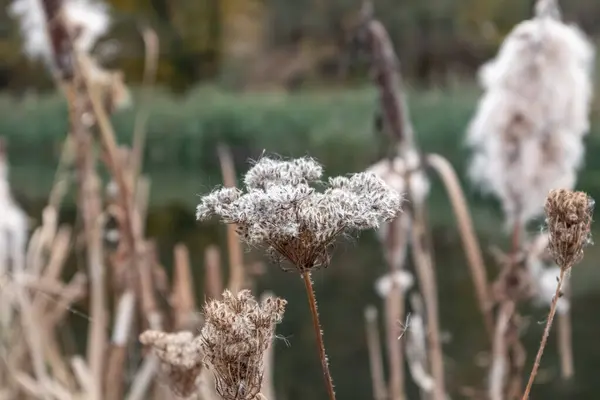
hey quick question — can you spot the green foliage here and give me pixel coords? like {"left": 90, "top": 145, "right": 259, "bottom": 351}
{"left": 3, "top": 84, "right": 600, "bottom": 218}
{"left": 0, "top": 85, "right": 476, "bottom": 183}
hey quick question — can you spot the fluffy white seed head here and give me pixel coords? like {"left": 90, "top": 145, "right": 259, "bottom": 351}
{"left": 9, "top": 0, "right": 110, "bottom": 65}
{"left": 466, "top": 10, "right": 595, "bottom": 227}
{"left": 197, "top": 156, "right": 403, "bottom": 271}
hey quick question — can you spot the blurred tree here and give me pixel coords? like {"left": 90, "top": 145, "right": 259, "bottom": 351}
{"left": 2, "top": 0, "right": 600, "bottom": 91}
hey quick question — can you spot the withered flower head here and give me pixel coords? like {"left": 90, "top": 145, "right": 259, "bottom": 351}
{"left": 200, "top": 290, "right": 286, "bottom": 400}
{"left": 197, "top": 156, "right": 402, "bottom": 272}
{"left": 544, "top": 189, "right": 594, "bottom": 268}
{"left": 139, "top": 330, "right": 204, "bottom": 398}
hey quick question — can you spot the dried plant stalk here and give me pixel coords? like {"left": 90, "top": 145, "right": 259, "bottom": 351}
{"left": 64, "top": 79, "right": 107, "bottom": 399}
{"left": 382, "top": 212, "right": 406, "bottom": 400}
{"left": 15, "top": 278, "right": 50, "bottom": 400}
{"left": 522, "top": 189, "right": 593, "bottom": 399}
{"left": 130, "top": 27, "right": 159, "bottom": 185}
{"left": 204, "top": 245, "right": 224, "bottom": 300}
{"left": 426, "top": 154, "right": 493, "bottom": 337}
{"left": 260, "top": 291, "right": 278, "bottom": 400}
{"left": 489, "top": 301, "right": 515, "bottom": 400}
{"left": 409, "top": 199, "right": 445, "bottom": 400}
{"left": 172, "top": 243, "right": 197, "bottom": 330}
{"left": 385, "top": 284, "right": 404, "bottom": 400}
{"left": 557, "top": 305, "right": 574, "bottom": 379}
{"left": 105, "top": 290, "right": 136, "bottom": 400}
{"left": 365, "top": 306, "right": 387, "bottom": 400}
{"left": 37, "top": 2, "right": 107, "bottom": 394}
{"left": 216, "top": 144, "right": 245, "bottom": 292}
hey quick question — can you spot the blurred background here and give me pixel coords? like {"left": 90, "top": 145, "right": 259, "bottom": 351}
{"left": 2, "top": 0, "right": 600, "bottom": 399}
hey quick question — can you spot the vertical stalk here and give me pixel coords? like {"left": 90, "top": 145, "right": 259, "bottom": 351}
{"left": 365, "top": 306, "right": 388, "bottom": 400}
{"left": 410, "top": 200, "right": 445, "bottom": 400}
{"left": 557, "top": 304, "right": 574, "bottom": 379}
{"left": 426, "top": 154, "right": 493, "bottom": 338}
{"left": 383, "top": 209, "right": 407, "bottom": 400}
{"left": 301, "top": 272, "right": 336, "bottom": 400}
{"left": 65, "top": 82, "right": 106, "bottom": 400}
{"left": 522, "top": 268, "right": 567, "bottom": 400}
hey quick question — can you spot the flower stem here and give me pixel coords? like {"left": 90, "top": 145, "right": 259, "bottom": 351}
{"left": 521, "top": 267, "right": 567, "bottom": 400}
{"left": 302, "top": 271, "right": 336, "bottom": 400}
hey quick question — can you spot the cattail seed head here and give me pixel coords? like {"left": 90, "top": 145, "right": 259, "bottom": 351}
{"left": 200, "top": 290, "right": 286, "bottom": 400}
{"left": 466, "top": 6, "right": 594, "bottom": 228}
{"left": 544, "top": 189, "right": 593, "bottom": 269}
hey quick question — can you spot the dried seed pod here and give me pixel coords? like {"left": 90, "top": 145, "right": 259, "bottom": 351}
{"left": 544, "top": 188, "right": 593, "bottom": 269}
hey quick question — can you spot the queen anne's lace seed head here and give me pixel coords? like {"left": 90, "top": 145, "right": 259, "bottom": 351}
{"left": 197, "top": 156, "right": 402, "bottom": 272}
{"left": 139, "top": 330, "right": 204, "bottom": 398}
{"left": 200, "top": 290, "right": 286, "bottom": 400}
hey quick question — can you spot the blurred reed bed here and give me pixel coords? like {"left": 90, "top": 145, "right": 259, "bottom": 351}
{"left": 0, "top": 0, "right": 597, "bottom": 399}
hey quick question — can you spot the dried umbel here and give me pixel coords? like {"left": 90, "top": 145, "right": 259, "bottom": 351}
{"left": 466, "top": 0, "right": 595, "bottom": 227}
{"left": 544, "top": 189, "right": 593, "bottom": 269}
{"left": 139, "top": 330, "right": 204, "bottom": 398}
{"left": 197, "top": 156, "right": 402, "bottom": 272}
{"left": 200, "top": 290, "right": 286, "bottom": 400}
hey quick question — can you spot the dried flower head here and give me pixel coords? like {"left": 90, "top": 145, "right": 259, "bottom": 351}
{"left": 466, "top": 3, "right": 594, "bottom": 227}
{"left": 139, "top": 330, "right": 204, "bottom": 398}
{"left": 200, "top": 290, "right": 286, "bottom": 400}
{"left": 544, "top": 189, "right": 593, "bottom": 268}
{"left": 197, "top": 156, "right": 402, "bottom": 272}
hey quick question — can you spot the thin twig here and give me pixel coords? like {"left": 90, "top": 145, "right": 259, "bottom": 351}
{"left": 522, "top": 268, "right": 567, "bottom": 400}
{"left": 364, "top": 306, "right": 387, "bottom": 400}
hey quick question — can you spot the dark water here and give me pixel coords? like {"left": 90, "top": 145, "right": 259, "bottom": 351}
{"left": 12, "top": 164, "right": 600, "bottom": 400}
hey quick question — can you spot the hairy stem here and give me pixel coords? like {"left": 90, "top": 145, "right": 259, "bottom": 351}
{"left": 522, "top": 268, "right": 567, "bottom": 400}
{"left": 302, "top": 272, "right": 336, "bottom": 400}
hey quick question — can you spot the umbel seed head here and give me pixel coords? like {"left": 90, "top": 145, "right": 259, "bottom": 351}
{"left": 196, "top": 156, "right": 402, "bottom": 272}
{"left": 544, "top": 189, "right": 594, "bottom": 269}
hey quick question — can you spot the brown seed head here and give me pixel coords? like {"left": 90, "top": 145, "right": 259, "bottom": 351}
{"left": 544, "top": 189, "right": 593, "bottom": 269}
{"left": 139, "top": 330, "right": 204, "bottom": 398}
{"left": 200, "top": 290, "right": 286, "bottom": 400}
